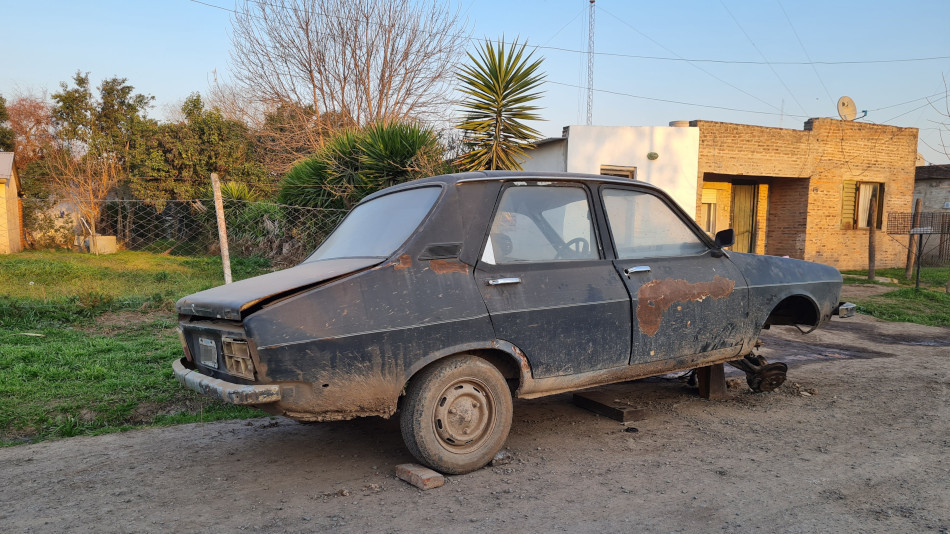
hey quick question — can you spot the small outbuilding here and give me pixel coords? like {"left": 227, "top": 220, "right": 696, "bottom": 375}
{"left": 0, "top": 152, "right": 24, "bottom": 254}
{"left": 913, "top": 163, "right": 950, "bottom": 265}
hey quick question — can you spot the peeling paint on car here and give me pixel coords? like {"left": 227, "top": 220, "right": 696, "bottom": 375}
{"left": 637, "top": 275, "right": 736, "bottom": 336}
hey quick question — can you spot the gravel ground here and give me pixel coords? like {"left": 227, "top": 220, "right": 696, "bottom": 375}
{"left": 1, "top": 311, "right": 948, "bottom": 534}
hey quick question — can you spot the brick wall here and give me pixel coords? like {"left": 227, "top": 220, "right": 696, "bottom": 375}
{"left": 765, "top": 179, "right": 809, "bottom": 258}
{"left": 692, "top": 119, "right": 918, "bottom": 270}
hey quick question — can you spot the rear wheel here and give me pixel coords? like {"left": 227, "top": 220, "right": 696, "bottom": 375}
{"left": 400, "top": 355, "right": 513, "bottom": 474}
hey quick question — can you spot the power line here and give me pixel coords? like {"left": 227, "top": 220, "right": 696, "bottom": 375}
{"left": 777, "top": 0, "right": 835, "bottom": 108}
{"left": 596, "top": 5, "right": 782, "bottom": 113}
{"left": 540, "top": 5, "right": 586, "bottom": 47}
{"left": 720, "top": 0, "right": 807, "bottom": 116}
{"left": 186, "top": 0, "right": 950, "bottom": 67}
{"left": 869, "top": 90, "right": 946, "bottom": 112}
{"left": 547, "top": 80, "right": 809, "bottom": 118}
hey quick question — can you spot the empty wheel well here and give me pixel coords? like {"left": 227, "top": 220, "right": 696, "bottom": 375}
{"left": 764, "top": 295, "right": 820, "bottom": 328}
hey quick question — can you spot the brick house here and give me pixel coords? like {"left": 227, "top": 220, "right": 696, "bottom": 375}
{"left": 693, "top": 119, "right": 917, "bottom": 270}
{"left": 520, "top": 119, "right": 918, "bottom": 270}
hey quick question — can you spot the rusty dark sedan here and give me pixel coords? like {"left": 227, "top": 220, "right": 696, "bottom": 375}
{"left": 174, "top": 171, "right": 844, "bottom": 473}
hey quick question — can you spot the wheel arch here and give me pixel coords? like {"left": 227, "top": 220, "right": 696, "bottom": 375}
{"left": 763, "top": 293, "right": 821, "bottom": 329}
{"left": 404, "top": 340, "right": 530, "bottom": 394}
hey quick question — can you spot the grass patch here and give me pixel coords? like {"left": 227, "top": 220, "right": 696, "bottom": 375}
{"left": 852, "top": 287, "right": 950, "bottom": 327}
{"left": 841, "top": 266, "right": 949, "bottom": 288}
{"left": 0, "top": 251, "right": 273, "bottom": 445}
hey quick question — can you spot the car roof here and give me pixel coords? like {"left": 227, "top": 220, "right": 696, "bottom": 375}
{"left": 361, "top": 171, "right": 664, "bottom": 203}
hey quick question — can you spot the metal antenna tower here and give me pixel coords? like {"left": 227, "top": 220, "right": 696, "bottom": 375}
{"left": 586, "top": 0, "right": 595, "bottom": 125}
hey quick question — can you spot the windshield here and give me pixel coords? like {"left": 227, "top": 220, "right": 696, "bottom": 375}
{"left": 305, "top": 186, "right": 441, "bottom": 262}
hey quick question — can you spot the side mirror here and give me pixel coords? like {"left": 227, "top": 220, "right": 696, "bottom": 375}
{"left": 714, "top": 229, "right": 735, "bottom": 249}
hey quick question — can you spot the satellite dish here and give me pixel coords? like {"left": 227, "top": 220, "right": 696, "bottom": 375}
{"left": 837, "top": 96, "right": 857, "bottom": 121}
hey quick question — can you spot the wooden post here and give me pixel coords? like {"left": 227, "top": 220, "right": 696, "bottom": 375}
{"left": 905, "top": 198, "right": 922, "bottom": 279}
{"left": 696, "top": 364, "right": 727, "bottom": 400}
{"left": 211, "top": 173, "right": 233, "bottom": 284}
{"left": 867, "top": 194, "right": 877, "bottom": 281}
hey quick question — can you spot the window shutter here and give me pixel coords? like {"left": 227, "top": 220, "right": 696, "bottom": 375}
{"left": 841, "top": 180, "right": 857, "bottom": 229}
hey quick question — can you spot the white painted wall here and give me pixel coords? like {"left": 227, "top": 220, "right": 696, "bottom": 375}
{"left": 520, "top": 125, "right": 700, "bottom": 213}
{"left": 520, "top": 139, "right": 567, "bottom": 173}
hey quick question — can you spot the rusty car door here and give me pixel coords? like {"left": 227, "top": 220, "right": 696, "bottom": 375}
{"left": 600, "top": 186, "right": 749, "bottom": 365}
{"left": 474, "top": 182, "right": 631, "bottom": 378}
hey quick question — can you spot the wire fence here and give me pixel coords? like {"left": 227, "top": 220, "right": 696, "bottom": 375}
{"left": 18, "top": 198, "right": 348, "bottom": 267}
{"left": 887, "top": 211, "right": 950, "bottom": 267}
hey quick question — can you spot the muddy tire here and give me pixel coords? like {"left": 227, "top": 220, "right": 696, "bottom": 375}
{"left": 400, "top": 355, "right": 513, "bottom": 475}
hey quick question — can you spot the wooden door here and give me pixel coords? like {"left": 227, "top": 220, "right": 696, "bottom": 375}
{"left": 732, "top": 184, "right": 757, "bottom": 253}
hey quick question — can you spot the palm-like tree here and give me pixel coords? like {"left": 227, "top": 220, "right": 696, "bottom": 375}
{"left": 455, "top": 38, "right": 545, "bottom": 171}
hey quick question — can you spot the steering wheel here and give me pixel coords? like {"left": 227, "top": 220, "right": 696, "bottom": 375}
{"left": 555, "top": 237, "right": 590, "bottom": 259}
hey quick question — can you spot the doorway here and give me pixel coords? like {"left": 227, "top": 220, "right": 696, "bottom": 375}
{"left": 731, "top": 183, "right": 757, "bottom": 253}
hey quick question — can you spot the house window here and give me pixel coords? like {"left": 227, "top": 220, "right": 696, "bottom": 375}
{"left": 699, "top": 188, "right": 718, "bottom": 234}
{"left": 841, "top": 181, "right": 884, "bottom": 229}
{"left": 600, "top": 165, "right": 636, "bottom": 180}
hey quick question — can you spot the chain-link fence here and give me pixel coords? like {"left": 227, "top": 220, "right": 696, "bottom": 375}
{"left": 20, "top": 198, "right": 348, "bottom": 267}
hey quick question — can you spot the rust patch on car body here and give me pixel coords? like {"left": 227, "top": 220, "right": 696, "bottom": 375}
{"left": 428, "top": 259, "right": 469, "bottom": 275}
{"left": 637, "top": 275, "right": 736, "bottom": 337}
{"left": 393, "top": 254, "right": 412, "bottom": 270}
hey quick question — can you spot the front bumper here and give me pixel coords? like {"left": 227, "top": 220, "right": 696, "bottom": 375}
{"left": 173, "top": 358, "right": 281, "bottom": 405}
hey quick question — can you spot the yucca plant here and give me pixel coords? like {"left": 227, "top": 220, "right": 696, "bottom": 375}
{"left": 361, "top": 122, "right": 442, "bottom": 188}
{"left": 455, "top": 38, "right": 546, "bottom": 171}
{"left": 278, "top": 122, "right": 443, "bottom": 209}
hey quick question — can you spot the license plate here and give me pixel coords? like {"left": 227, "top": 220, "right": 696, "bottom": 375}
{"left": 198, "top": 337, "right": 218, "bottom": 369}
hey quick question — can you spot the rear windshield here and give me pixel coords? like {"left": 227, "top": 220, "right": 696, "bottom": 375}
{"left": 305, "top": 186, "right": 441, "bottom": 262}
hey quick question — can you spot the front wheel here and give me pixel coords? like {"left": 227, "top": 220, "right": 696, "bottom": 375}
{"left": 400, "top": 356, "right": 513, "bottom": 474}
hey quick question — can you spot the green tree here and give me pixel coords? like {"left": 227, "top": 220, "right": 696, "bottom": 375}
{"left": 0, "top": 95, "right": 15, "bottom": 151}
{"left": 455, "top": 38, "right": 546, "bottom": 171}
{"left": 130, "top": 93, "right": 269, "bottom": 203}
{"left": 51, "top": 71, "right": 154, "bottom": 162}
{"left": 279, "top": 121, "right": 444, "bottom": 208}
{"left": 37, "top": 72, "right": 155, "bottom": 245}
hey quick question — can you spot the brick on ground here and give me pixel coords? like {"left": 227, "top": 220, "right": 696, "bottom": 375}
{"left": 395, "top": 463, "right": 444, "bottom": 490}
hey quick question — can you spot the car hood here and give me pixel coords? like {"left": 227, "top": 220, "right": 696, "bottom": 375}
{"left": 176, "top": 257, "right": 382, "bottom": 321}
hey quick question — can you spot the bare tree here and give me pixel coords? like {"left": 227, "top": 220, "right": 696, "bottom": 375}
{"left": 6, "top": 90, "right": 54, "bottom": 171}
{"left": 227, "top": 0, "right": 468, "bottom": 172}
{"left": 42, "top": 148, "right": 122, "bottom": 247}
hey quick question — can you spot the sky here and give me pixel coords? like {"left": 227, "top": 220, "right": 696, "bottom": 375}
{"left": 2, "top": 0, "right": 949, "bottom": 164}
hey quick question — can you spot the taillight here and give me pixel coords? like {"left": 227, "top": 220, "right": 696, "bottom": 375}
{"left": 222, "top": 337, "right": 256, "bottom": 380}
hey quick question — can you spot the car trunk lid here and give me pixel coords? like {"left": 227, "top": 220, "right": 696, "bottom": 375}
{"left": 176, "top": 257, "right": 382, "bottom": 320}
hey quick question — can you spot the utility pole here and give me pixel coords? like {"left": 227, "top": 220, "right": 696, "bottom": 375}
{"left": 587, "top": 0, "right": 595, "bottom": 125}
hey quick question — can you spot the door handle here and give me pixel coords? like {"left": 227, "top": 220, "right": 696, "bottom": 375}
{"left": 623, "top": 266, "right": 651, "bottom": 275}
{"left": 487, "top": 277, "right": 521, "bottom": 286}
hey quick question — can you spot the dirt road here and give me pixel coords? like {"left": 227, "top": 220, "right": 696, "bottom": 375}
{"left": 2, "top": 311, "right": 948, "bottom": 533}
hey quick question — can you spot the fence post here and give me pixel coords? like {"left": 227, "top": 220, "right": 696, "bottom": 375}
{"left": 867, "top": 194, "right": 877, "bottom": 281}
{"left": 211, "top": 173, "right": 233, "bottom": 284}
{"left": 904, "top": 198, "right": 922, "bottom": 279}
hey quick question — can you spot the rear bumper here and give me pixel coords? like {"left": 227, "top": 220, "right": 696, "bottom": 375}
{"left": 173, "top": 358, "right": 281, "bottom": 405}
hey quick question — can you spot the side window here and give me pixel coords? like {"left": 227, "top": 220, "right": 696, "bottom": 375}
{"left": 481, "top": 185, "right": 597, "bottom": 264}
{"left": 603, "top": 188, "right": 708, "bottom": 259}
{"left": 841, "top": 180, "right": 884, "bottom": 230}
